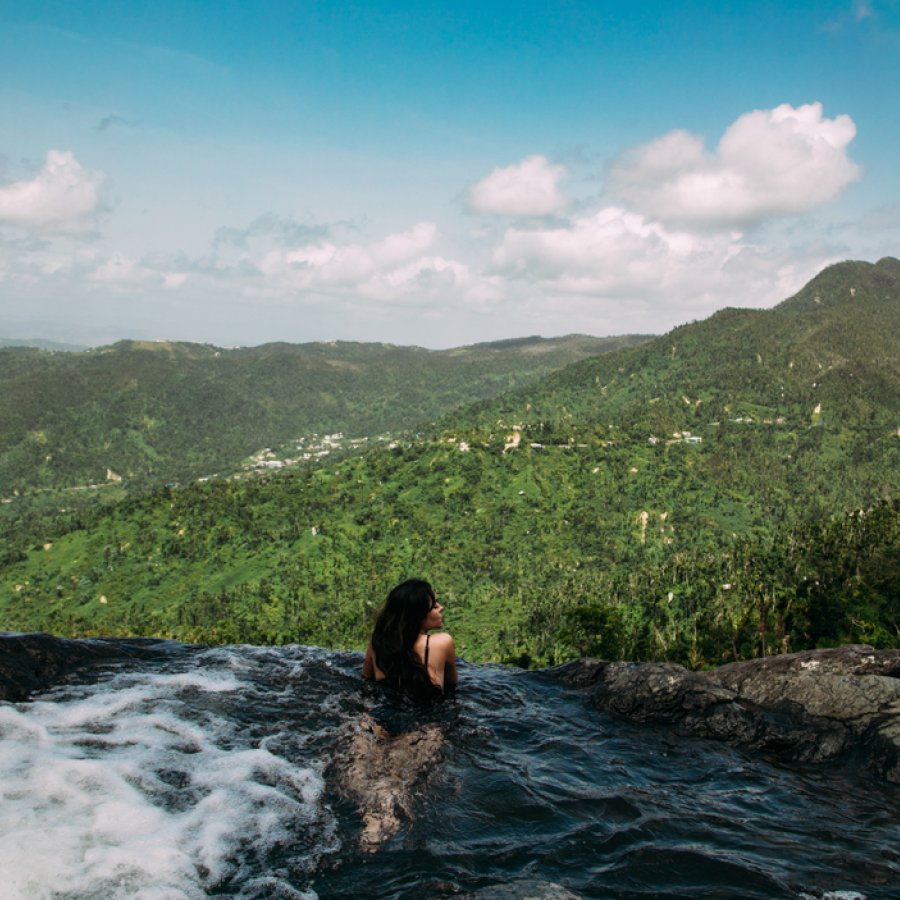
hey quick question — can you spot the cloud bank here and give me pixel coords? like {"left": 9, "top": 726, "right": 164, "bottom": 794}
{"left": 0, "top": 151, "right": 107, "bottom": 233}
{"left": 492, "top": 207, "right": 707, "bottom": 294}
{"left": 468, "top": 155, "right": 568, "bottom": 217}
{"left": 608, "top": 103, "right": 860, "bottom": 228}
{"left": 0, "top": 103, "right": 872, "bottom": 345}
{"left": 208, "top": 220, "right": 484, "bottom": 308}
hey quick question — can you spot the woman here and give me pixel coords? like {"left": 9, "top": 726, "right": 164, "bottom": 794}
{"left": 347, "top": 579, "right": 457, "bottom": 850}
{"left": 362, "top": 578, "right": 458, "bottom": 698}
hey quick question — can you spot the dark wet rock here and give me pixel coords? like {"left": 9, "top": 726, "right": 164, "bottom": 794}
{"left": 463, "top": 879, "right": 581, "bottom": 899}
{"left": 550, "top": 645, "right": 900, "bottom": 783}
{"left": 0, "top": 631, "right": 174, "bottom": 701}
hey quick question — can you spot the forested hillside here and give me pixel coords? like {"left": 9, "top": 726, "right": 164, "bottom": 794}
{"left": 437, "top": 257, "right": 899, "bottom": 452}
{"left": 1, "top": 259, "right": 897, "bottom": 667}
{"left": 0, "top": 333, "right": 647, "bottom": 495}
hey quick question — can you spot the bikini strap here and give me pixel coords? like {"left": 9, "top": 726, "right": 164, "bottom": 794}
{"left": 424, "top": 633, "right": 430, "bottom": 669}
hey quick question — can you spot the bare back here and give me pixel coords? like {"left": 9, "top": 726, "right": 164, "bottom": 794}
{"left": 362, "top": 631, "right": 458, "bottom": 692}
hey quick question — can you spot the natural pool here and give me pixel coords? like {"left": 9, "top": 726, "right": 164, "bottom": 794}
{"left": 1, "top": 641, "right": 897, "bottom": 898}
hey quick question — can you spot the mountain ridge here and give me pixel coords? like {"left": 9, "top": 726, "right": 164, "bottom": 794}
{"left": 0, "top": 332, "right": 649, "bottom": 496}
{"left": 437, "top": 257, "right": 899, "bottom": 443}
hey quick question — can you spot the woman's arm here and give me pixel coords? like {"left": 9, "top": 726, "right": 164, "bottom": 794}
{"left": 426, "top": 632, "right": 457, "bottom": 690}
{"left": 362, "top": 642, "right": 376, "bottom": 680}
{"left": 443, "top": 635, "right": 458, "bottom": 690}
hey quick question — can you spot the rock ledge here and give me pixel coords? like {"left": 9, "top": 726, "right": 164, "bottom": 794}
{"left": 0, "top": 631, "right": 175, "bottom": 701}
{"left": 550, "top": 645, "right": 900, "bottom": 783}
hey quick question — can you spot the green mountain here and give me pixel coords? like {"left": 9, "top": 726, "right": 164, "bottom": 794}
{"left": 0, "top": 333, "right": 648, "bottom": 496}
{"left": 442, "top": 257, "right": 899, "bottom": 438}
{"left": 435, "top": 258, "right": 900, "bottom": 514}
{"left": 2, "top": 259, "right": 897, "bottom": 666}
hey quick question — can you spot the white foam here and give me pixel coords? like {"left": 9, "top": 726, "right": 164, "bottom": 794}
{"left": 0, "top": 663, "right": 334, "bottom": 899}
{"left": 825, "top": 894, "right": 867, "bottom": 899}
{"left": 799, "top": 893, "right": 868, "bottom": 900}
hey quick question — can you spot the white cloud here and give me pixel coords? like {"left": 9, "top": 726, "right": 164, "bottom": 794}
{"left": 608, "top": 103, "right": 861, "bottom": 229}
{"left": 492, "top": 207, "right": 727, "bottom": 296}
{"left": 469, "top": 155, "right": 568, "bottom": 217}
{"left": 228, "top": 220, "right": 507, "bottom": 310}
{"left": 370, "top": 221, "right": 438, "bottom": 268}
{"left": 82, "top": 253, "right": 186, "bottom": 293}
{"left": 483, "top": 204, "right": 847, "bottom": 336}
{"left": 258, "top": 222, "right": 438, "bottom": 289}
{"left": 0, "top": 150, "right": 106, "bottom": 233}
{"left": 231, "top": 220, "right": 489, "bottom": 307}
{"left": 359, "top": 255, "right": 473, "bottom": 304}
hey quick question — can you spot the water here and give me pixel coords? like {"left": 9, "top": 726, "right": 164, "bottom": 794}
{"left": 0, "top": 642, "right": 897, "bottom": 899}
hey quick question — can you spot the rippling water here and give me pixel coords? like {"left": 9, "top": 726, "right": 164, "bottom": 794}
{"left": 1, "top": 642, "right": 897, "bottom": 899}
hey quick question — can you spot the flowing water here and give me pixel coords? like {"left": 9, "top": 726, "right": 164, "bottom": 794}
{"left": 0, "top": 641, "right": 897, "bottom": 899}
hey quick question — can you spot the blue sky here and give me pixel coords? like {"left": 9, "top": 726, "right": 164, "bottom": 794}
{"left": 1, "top": 0, "right": 898, "bottom": 347}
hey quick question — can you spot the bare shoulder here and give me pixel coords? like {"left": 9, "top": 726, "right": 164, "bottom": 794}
{"left": 429, "top": 631, "right": 458, "bottom": 690}
{"left": 429, "top": 631, "right": 455, "bottom": 650}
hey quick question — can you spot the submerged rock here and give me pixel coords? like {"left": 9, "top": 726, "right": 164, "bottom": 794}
{"left": 0, "top": 631, "right": 174, "bottom": 701}
{"left": 551, "top": 645, "right": 900, "bottom": 783}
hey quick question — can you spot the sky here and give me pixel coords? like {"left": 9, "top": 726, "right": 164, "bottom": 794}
{"left": 0, "top": 0, "right": 898, "bottom": 349}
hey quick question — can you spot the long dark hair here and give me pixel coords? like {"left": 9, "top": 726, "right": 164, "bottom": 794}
{"left": 371, "top": 579, "right": 440, "bottom": 700}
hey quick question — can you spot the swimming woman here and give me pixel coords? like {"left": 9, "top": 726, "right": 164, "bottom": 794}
{"left": 346, "top": 579, "right": 457, "bottom": 851}
{"left": 362, "top": 578, "right": 458, "bottom": 697}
